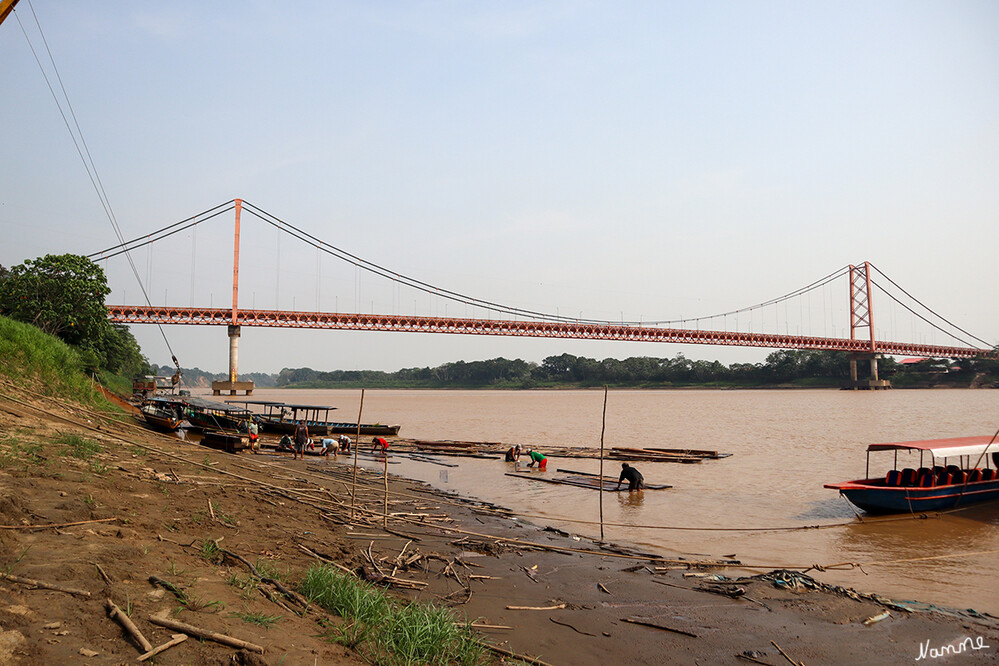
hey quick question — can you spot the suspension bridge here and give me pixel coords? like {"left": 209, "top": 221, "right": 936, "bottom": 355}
{"left": 91, "top": 199, "right": 994, "bottom": 393}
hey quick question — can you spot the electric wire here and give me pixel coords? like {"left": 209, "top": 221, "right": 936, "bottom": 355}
{"left": 16, "top": 2, "right": 179, "bottom": 365}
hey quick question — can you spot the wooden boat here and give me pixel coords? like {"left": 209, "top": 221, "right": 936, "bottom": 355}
{"left": 138, "top": 398, "right": 184, "bottom": 432}
{"left": 183, "top": 397, "right": 252, "bottom": 432}
{"left": 226, "top": 400, "right": 401, "bottom": 437}
{"left": 200, "top": 429, "right": 249, "bottom": 454}
{"left": 506, "top": 470, "right": 672, "bottom": 491}
{"left": 825, "top": 436, "right": 999, "bottom": 513}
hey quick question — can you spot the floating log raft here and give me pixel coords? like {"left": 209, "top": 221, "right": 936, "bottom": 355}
{"left": 391, "top": 438, "right": 730, "bottom": 463}
{"left": 506, "top": 471, "right": 672, "bottom": 492}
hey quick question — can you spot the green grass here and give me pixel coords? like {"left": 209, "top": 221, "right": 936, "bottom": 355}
{"left": 199, "top": 538, "right": 223, "bottom": 564}
{"left": 56, "top": 433, "right": 103, "bottom": 459}
{"left": 230, "top": 609, "right": 282, "bottom": 628}
{"left": 0, "top": 315, "right": 116, "bottom": 409}
{"left": 299, "top": 565, "right": 486, "bottom": 665}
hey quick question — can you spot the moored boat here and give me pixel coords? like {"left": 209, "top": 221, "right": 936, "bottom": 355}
{"left": 825, "top": 436, "right": 999, "bottom": 513}
{"left": 183, "top": 397, "right": 252, "bottom": 432}
{"left": 226, "top": 400, "right": 401, "bottom": 437}
{"left": 139, "top": 398, "right": 184, "bottom": 432}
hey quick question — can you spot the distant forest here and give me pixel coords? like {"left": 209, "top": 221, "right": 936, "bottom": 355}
{"left": 154, "top": 349, "right": 999, "bottom": 390}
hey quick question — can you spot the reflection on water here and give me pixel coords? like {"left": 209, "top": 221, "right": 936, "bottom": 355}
{"left": 197, "top": 386, "right": 999, "bottom": 614}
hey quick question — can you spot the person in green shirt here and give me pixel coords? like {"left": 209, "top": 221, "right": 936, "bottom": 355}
{"left": 526, "top": 449, "right": 547, "bottom": 470}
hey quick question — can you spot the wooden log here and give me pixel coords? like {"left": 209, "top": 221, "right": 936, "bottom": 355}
{"left": 482, "top": 643, "right": 555, "bottom": 666}
{"left": 506, "top": 603, "right": 566, "bottom": 610}
{"left": 137, "top": 633, "right": 187, "bottom": 662}
{"left": 105, "top": 598, "right": 153, "bottom": 653}
{"left": 0, "top": 572, "right": 91, "bottom": 597}
{"left": 146, "top": 614, "right": 264, "bottom": 654}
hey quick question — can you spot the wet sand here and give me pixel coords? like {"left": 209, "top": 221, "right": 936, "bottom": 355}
{"left": 0, "top": 383, "right": 996, "bottom": 664}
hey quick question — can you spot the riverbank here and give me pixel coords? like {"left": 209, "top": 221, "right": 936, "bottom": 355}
{"left": 0, "top": 381, "right": 996, "bottom": 664}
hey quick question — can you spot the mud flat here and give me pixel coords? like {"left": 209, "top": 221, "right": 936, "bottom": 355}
{"left": 0, "top": 382, "right": 996, "bottom": 664}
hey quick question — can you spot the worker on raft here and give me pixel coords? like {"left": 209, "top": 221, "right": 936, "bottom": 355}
{"left": 616, "top": 463, "right": 645, "bottom": 491}
{"left": 277, "top": 434, "right": 294, "bottom": 452}
{"left": 338, "top": 435, "right": 352, "bottom": 453}
{"left": 371, "top": 436, "right": 389, "bottom": 455}
{"left": 318, "top": 438, "right": 336, "bottom": 457}
{"left": 248, "top": 419, "right": 260, "bottom": 453}
{"left": 525, "top": 449, "right": 547, "bottom": 470}
{"left": 504, "top": 445, "right": 522, "bottom": 462}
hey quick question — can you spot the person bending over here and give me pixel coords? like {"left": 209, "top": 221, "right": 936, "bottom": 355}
{"left": 616, "top": 463, "right": 644, "bottom": 491}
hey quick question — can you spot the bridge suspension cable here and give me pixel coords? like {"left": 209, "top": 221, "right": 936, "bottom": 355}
{"left": 868, "top": 263, "right": 992, "bottom": 350}
{"left": 91, "top": 199, "right": 993, "bottom": 352}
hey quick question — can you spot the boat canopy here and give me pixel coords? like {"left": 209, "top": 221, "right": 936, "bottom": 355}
{"left": 182, "top": 397, "right": 251, "bottom": 414}
{"left": 867, "top": 436, "right": 998, "bottom": 460}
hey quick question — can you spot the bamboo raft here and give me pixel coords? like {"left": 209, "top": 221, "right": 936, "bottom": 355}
{"left": 506, "top": 470, "right": 673, "bottom": 491}
{"left": 389, "top": 438, "right": 730, "bottom": 463}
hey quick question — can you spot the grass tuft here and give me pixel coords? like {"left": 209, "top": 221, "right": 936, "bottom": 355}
{"left": 56, "top": 433, "right": 103, "bottom": 459}
{"left": 299, "top": 565, "right": 486, "bottom": 664}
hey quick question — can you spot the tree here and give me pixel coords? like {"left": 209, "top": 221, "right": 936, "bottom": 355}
{"left": 0, "top": 254, "right": 111, "bottom": 346}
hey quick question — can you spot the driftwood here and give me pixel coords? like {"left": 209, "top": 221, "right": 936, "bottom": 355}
{"left": 0, "top": 572, "right": 91, "bottom": 597}
{"left": 506, "top": 603, "right": 566, "bottom": 611}
{"left": 138, "top": 633, "right": 187, "bottom": 662}
{"left": 147, "top": 614, "right": 264, "bottom": 654}
{"left": 771, "top": 640, "right": 804, "bottom": 666}
{"left": 620, "top": 617, "right": 699, "bottom": 638}
{"left": 0, "top": 517, "right": 117, "bottom": 530}
{"left": 105, "top": 598, "right": 153, "bottom": 652}
{"left": 482, "top": 643, "right": 556, "bottom": 666}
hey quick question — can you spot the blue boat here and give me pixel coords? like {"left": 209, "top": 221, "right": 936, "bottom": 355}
{"left": 825, "top": 436, "right": 999, "bottom": 513}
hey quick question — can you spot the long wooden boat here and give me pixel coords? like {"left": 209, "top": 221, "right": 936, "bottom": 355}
{"left": 825, "top": 436, "right": 999, "bottom": 513}
{"left": 226, "top": 400, "right": 401, "bottom": 437}
{"left": 183, "top": 397, "right": 252, "bottom": 432}
{"left": 200, "top": 429, "right": 249, "bottom": 454}
{"left": 138, "top": 399, "right": 184, "bottom": 432}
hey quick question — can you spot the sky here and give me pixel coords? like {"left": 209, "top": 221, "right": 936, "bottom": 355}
{"left": 2, "top": 1, "right": 997, "bottom": 374}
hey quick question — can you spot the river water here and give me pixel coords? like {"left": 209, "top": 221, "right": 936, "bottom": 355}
{"left": 223, "top": 387, "right": 999, "bottom": 615}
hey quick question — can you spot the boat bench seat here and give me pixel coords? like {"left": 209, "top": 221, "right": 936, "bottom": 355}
{"left": 900, "top": 468, "right": 918, "bottom": 487}
{"left": 981, "top": 468, "right": 996, "bottom": 481}
{"left": 916, "top": 468, "right": 935, "bottom": 487}
{"left": 967, "top": 469, "right": 982, "bottom": 483}
{"left": 884, "top": 470, "right": 902, "bottom": 486}
{"left": 950, "top": 469, "right": 967, "bottom": 484}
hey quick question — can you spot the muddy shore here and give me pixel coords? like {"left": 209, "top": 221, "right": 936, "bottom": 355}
{"left": 0, "top": 383, "right": 996, "bottom": 665}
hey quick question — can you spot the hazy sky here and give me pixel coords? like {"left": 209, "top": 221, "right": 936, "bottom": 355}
{"left": 2, "top": 2, "right": 997, "bottom": 374}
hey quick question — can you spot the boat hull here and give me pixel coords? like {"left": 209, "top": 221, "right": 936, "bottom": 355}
{"left": 825, "top": 479, "right": 999, "bottom": 513}
{"left": 200, "top": 429, "right": 248, "bottom": 454}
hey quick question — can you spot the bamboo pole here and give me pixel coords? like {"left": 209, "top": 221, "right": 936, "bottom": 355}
{"left": 599, "top": 386, "right": 608, "bottom": 541}
{"left": 383, "top": 444, "right": 389, "bottom": 528}
{"left": 147, "top": 614, "right": 264, "bottom": 653}
{"left": 350, "top": 389, "right": 365, "bottom": 521}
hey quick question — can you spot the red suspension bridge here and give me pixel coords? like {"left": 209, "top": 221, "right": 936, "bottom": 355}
{"left": 93, "top": 199, "right": 994, "bottom": 391}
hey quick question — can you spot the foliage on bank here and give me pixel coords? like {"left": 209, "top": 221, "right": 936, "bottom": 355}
{"left": 270, "top": 348, "right": 999, "bottom": 389}
{"left": 0, "top": 254, "right": 150, "bottom": 380}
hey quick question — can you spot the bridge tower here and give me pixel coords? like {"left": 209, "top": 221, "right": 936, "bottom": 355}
{"left": 847, "top": 262, "right": 890, "bottom": 390}
{"left": 211, "top": 199, "right": 254, "bottom": 396}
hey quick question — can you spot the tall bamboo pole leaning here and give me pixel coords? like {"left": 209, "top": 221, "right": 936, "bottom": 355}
{"left": 599, "top": 386, "right": 608, "bottom": 541}
{"left": 350, "top": 389, "right": 365, "bottom": 522}
{"left": 383, "top": 444, "right": 389, "bottom": 528}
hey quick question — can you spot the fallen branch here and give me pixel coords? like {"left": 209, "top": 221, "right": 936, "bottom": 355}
{"left": 92, "top": 562, "right": 113, "bottom": 585}
{"left": 147, "top": 613, "right": 264, "bottom": 654}
{"left": 105, "top": 598, "right": 153, "bottom": 652}
{"left": 771, "top": 640, "right": 803, "bottom": 666}
{"left": 549, "top": 616, "right": 597, "bottom": 636}
{"left": 0, "top": 517, "right": 117, "bottom": 530}
{"left": 0, "top": 572, "right": 91, "bottom": 597}
{"left": 620, "top": 617, "right": 699, "bottom": 638}
{"left": 506, "top": 604, "right": 566, "bottom": 611}
{"left": 481, "top": 643, "right": 555, "bottom": 666}
{"left": 138, "top": 633, "right": 187, "bottom": 662}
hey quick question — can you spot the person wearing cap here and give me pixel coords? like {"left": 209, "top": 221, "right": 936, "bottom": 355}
{"left": 526, "top": 449, "right": 547, "bottom": 470}
{"left": 504, "top": 444, "right": 522, "bottom": 462}
{"left": 616, "top": 463, "right": 645, "bottom": 491}
{"left": 338, "top": 434, "right": 352, "bottom": 453}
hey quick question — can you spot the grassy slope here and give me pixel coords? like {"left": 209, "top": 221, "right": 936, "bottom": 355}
{"left": 0, "top": 315, "right": 116, "bottom": 410}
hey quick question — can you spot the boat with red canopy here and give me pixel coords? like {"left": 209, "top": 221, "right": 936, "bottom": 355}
{"left": 825, "top": 436, "right": 999, "bottom": 513}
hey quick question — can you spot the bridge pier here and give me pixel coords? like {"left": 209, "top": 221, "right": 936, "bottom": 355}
{"left": 845, "top": 353, "right": 891, "bottom": 390}
{"left": 211, "top": 325, "right": 254, "bottom": 396}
